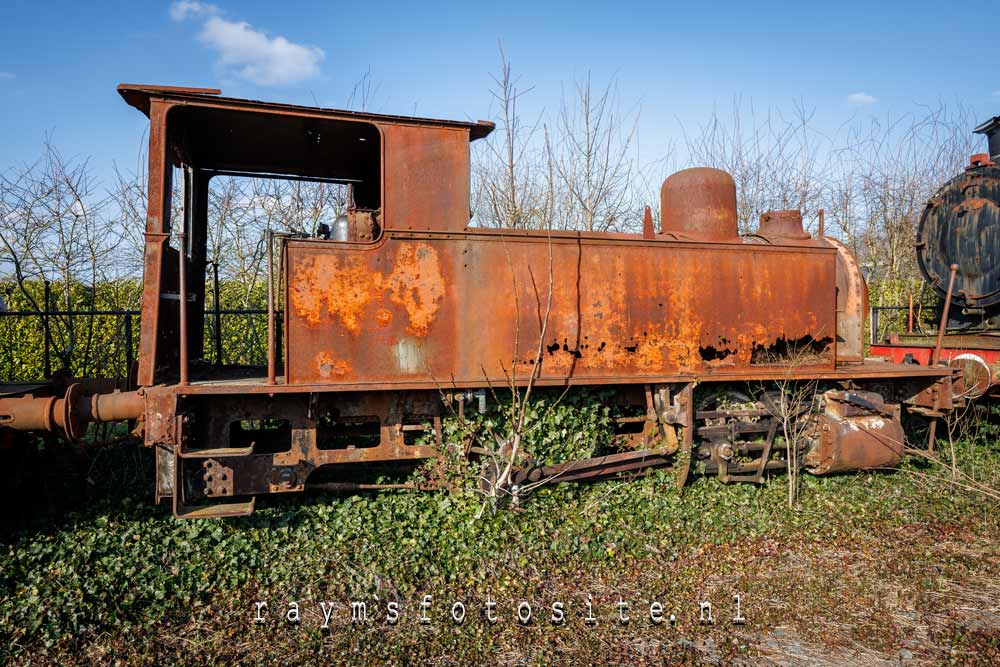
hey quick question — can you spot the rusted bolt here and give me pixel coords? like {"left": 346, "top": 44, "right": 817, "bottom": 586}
{"left": 205, "top": 488, "right": 213, "bottom": 496}
{"left": 205, "top": 474, "right": 214, "bottom": 482}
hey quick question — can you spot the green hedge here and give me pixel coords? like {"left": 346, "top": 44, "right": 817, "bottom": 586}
{"left": 0, "top": 279, "right": 273, "bottom": 383}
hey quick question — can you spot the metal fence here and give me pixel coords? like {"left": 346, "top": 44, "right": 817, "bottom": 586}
{"left": 869, "top": 304, "right": 942, "bottom": 346}
{"left": 0, "top": 305, "right": 281, "bottom": 384}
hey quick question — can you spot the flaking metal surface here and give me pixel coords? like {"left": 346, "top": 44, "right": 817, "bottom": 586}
{"left": 285, "top": 231, "right": 838, "bottom": 387}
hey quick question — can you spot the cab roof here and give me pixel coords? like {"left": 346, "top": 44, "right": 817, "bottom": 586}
{"left": 117, "top": 83, "right": 495, "bottom": 141}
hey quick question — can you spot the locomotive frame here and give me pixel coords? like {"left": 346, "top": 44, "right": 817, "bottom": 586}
{"left": 0, "top": 84, "right": 957, "bottom": 518}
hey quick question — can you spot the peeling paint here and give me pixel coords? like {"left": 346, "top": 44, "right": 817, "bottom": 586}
{"left": 385, "top": 244, "right": 446, "bottom": 337}
{"left": 394, "top": 337, "right": 423, "bottom": 374}
{"left": 289, "top": 242, "right": 445, "bottom": 337}
{"left": 316, "top": 352, "right": 351, "bottom": 379}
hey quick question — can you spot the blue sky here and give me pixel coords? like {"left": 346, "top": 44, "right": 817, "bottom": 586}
{"left": 1, "top": 0, "right": 997, "bottom": 185}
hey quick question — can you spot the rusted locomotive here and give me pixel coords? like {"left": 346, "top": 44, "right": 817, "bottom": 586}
{"left": 871, "top": 116, "right": 1000, "bottom": 399}
{"left": 0, "top": 84, "right": 955, "bottom": 518}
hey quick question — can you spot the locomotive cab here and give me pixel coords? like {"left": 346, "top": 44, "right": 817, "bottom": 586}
{"left": 117, "top": 83, "right": 494, "bottom": 387}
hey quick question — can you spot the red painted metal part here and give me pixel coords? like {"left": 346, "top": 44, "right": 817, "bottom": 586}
{"left": 872, "top": 339, "right": 1000, "bottom": 398}
{"left": 871, "top": 343, "right": 1000, "bottom": 366}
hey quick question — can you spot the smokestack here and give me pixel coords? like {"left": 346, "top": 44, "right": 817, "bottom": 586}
{"left": 974, "top": 115, "right": 1000, "bottom": 163}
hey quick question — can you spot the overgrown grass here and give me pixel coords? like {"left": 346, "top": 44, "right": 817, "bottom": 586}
{"left": 2, "top": 393, "right": 999, "bottom": 665}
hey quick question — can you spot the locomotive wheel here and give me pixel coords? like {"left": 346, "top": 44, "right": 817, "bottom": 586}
{"left": 695, "top": 388, "right": 790, "bottom": 483}
{"left": 950, "top": 353, "right": 992, "bottom": 399}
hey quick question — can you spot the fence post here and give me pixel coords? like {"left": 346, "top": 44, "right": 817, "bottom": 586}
{"left": 213, "top": 261, "right": 222, "bottom": 366}
{"left": 43, "top": 280, "right": 51, "bottom": 378}
{"left": 125, "top": 313, "right": 134, "bottom": 385}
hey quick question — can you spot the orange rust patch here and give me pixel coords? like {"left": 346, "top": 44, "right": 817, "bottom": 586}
{"left": 525, "top": 244, "right": 835, "bottom": 377}
{"left": 385, "top": 244, "right": 446, "bottom": 337}
{"left": 533, "top": 252, "right": 711, "bottom": 375}
{"left": 316, "top": 352, "right": 351, "bottom": 379}
{"left": 289, "top": 255, "right": 374, "bottom": 332}
{"left": 289, "top": 242, "right": 445, "bottom": 337}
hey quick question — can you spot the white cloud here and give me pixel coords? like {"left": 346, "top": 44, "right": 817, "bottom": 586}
{"left": 169, "top": 0, "right": 218, "bottom": 22}
{"left": 847, "top": 92, "right": 877, "bottom": 105}
{"left": 199, "top": 17, "right": 324, "bottom": 85}
{"left": 169, "top": 2, "right": 323, "bottom": 86}
{"left": 0, "top": 72, "right": 14, "bottom": 81}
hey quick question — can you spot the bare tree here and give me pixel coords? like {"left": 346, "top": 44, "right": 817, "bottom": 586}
{"left": 346, "top": 67, "right": 382, "bottom": 112}
{"left": 0, "top": 139, "right": 129, "bottom": 369}
{"left": 547, "top": 73, "right": 640, "bottom": 232}
{"left": 472, "top": 43, "right": 548, "bottom": 229}
{"left": 684, "top": 97, "right": 827, "bottom": 234}
{"left": 825, "top": 103, "right": 979, "bottom": 287}
{"left": 108, "top": 132, "right": 155, "bottom": 284}
{"left": 201, "top": 175, "right": 347, "bottom": 309}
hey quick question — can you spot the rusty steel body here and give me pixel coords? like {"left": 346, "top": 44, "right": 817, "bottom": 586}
{"left": 0, "top": 84, "right": 961, "bottom": 518}
{"left": 803, "top": 390, "right": 905, "bottom": 475}
{"left": 283, "top": 229, "right": 838, "bottom": 386}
